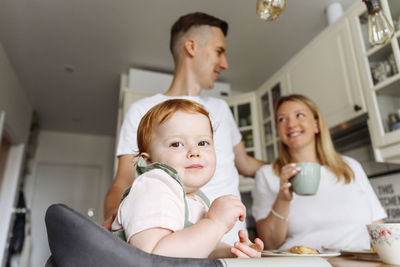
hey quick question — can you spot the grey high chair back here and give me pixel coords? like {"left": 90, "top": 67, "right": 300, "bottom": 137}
{"left": 45, "top": 204, "right": 333, "bottom": 267}
{"left": 44, "top": 203, "right": 222, "bottom": 267}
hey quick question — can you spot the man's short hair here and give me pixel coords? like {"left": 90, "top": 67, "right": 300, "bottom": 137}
{"left": 169, "top": 12, "right": 228, "bottom": 57}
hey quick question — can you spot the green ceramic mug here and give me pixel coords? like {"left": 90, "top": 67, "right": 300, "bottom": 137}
{"left": 291, "top": 162, "right": 321, "bottom": 195}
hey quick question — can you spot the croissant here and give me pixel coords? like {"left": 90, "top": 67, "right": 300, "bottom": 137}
{"left": 284, "top": 245, "right": 319, "bottom": 255}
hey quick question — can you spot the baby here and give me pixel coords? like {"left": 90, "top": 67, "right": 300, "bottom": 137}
{"left": 112, "top": 99, "right": 263, "bottom": 258}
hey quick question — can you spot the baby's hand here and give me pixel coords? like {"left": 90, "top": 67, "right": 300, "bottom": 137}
{"left": 231, "top": 230, "right": 264, "bottom": 258}
{"left": 206, "top": 195, "right": 246, "bottom": 234}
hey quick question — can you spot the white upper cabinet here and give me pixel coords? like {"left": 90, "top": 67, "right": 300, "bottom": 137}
{"left": 285, "top": 17, "right": 366, "bottom": 128}
{"left": 348, "top": 0, "right": 400, "bottom": 163}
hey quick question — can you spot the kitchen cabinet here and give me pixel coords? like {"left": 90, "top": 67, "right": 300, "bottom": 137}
{"left": 238, "top": 10, "right": 367, "bottom": 167}
{"left": 227, "top": 92, "right": 262, "bottom": 192}
{"left": 255, "top": 72, "right": 289, "bottom": 162}
{"left": 227, "top": 92, "right": 262, "bottom": 159}
{"left": 227, "top": 73, "right": 290, "bottom": 191}
{"left": 253, "top": 0, "right": 400, "bottom": 164}
{"left": 348, "top": 0, "right": 400, "bottom": 163}
{"left": 115, "top": 74, "right": 158, "bottom": 172}
{"left": 115, "top": 74, "right": 152, "bottom": 159}
{"left": 285, "top": 16, "right": 366, "bottom": 128}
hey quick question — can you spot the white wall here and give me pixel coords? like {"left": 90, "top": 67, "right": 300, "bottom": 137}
{"left": 0, "top": 42, "right": 33, "bottom": 265}
{"left": 0, "top": 42, "right": 32, "bottom": 144}
{"left": 25, "top": 130, "right": 115, "bottom": 222}
{"left": 23, "top": 130, "right": 115, "bottom": 266}
{"left": 128, "top": 68, "right": 231, "bottom": 98}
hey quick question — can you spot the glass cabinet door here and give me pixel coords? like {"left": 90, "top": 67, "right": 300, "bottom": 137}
{"left": 263, "top": 122, "right": 273, "bottom": 144}
{"left": 272, "top": 84, "right": 281, "bottom": 138}
{"left": 238, "top": 103, "right": 252, "bottom": 127}
{"left": 227, "top": 92, "right": 263, "bottom": 192}
{"left": 241, "top": 129, "right": 254, "bottom": 149}
{"left": 266, "top": 144, "right": 275, "bottom": 163}
{"left": 261, "top": 93, "right": 270, "bottom": 120}
{"left": 259, "top": 82, "right": 281, "bottom": 162}
{"left": 228, "top": 93, "right": 260, "bottom": 159}
{"left": 272, "top": 83, "right": 281, "bottom": 112}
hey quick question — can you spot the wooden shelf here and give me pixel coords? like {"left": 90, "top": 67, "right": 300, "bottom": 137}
{"left": 239, "top": 175, "right": 255, "bottom": 193}
{"left": 366, "top": 43, "right": 387, "bottom": 57}
{"left": 239, "top": 125, "right": 252, "bottom": 131}
{"left": 264, "top": 141, "right": 275, "bottom": 147}
{"left": 373, "top": 72, "right": 400, "bottom": 92}
{"left": 262, "top": 118, "right": 272, "bottom": 125}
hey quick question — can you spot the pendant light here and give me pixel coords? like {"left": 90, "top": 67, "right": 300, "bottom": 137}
{"left": 362, "top": 0, "right": 394, "bottom": 46}
{"left": 256, "top": 0, "right": 286, "bottom": 21}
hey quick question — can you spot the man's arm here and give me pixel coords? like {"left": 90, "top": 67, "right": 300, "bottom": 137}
{"left": 233, "top": 141, "right": 267, "bottom": 178}
{"left": 104, "top": 155, "right": 138, "bottom": 220}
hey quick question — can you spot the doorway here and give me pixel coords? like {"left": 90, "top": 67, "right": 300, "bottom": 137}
{"left": 30, "top": 163, "right": 102, "bottom": 267}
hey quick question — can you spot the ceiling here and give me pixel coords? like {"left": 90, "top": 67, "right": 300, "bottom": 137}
{"left": 0, "top": 0, "right": 357, "bottom": 136}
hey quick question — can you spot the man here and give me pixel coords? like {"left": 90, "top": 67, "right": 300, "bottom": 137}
{"left": 104, "top": 12, "right": 266, "bottom": 245}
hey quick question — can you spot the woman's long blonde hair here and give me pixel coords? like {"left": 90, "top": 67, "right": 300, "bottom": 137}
{"left": 272, "top": 94, "right": 354, "bottom": 183}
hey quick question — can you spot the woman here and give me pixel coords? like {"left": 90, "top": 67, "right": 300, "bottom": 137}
{"left": 252, "top": 94, "right": 386, "bottom": 250}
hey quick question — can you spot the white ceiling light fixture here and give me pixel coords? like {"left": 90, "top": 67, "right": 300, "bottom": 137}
{"left": 326, "top": 2, "right": 343, "bottom": 25}
{"left": 256, "top": 0, "right": 286, "bottom": 22}
{"left": 362, "top": 0, "right": 394, "bottom": 46}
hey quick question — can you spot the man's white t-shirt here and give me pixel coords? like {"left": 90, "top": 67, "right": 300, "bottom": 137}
{"left": 117, "top": 94, "right": 246, "bottom": 244}
{"left": 252, "top": 156, "right": 387, "bottom": 250}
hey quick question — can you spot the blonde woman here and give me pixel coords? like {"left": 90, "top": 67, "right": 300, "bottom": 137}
{"left": 252, "top": 94, "right": 386, "bottom": 251}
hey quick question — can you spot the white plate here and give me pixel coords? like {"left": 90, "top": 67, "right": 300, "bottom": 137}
{"left": 262, "top": 250, "right": 340, "bottom": 257}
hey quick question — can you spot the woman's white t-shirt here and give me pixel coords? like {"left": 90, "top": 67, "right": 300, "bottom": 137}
{"left": 252, "top": 156, "right": 386, "bottom": 250}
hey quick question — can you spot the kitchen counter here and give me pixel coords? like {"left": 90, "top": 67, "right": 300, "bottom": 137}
{"left": 328, "top": 256, "right": 394, "bottom": 266}
{"left": 220, "top": 255, "right": 395, "bottom": 266}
